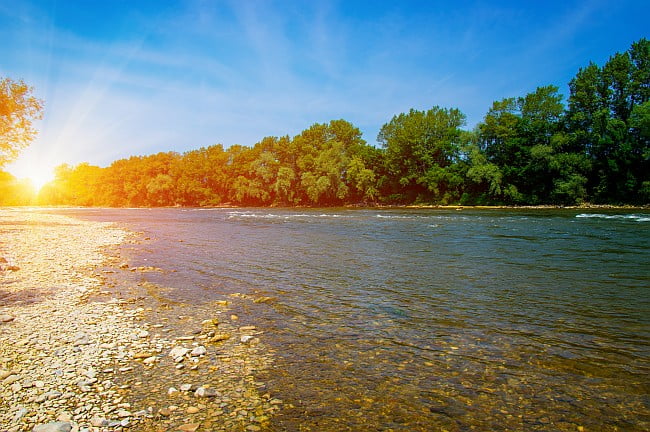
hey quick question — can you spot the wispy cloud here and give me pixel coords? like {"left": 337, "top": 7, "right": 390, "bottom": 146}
{"left": 2, "top": 0, "right": 648, "bottom": 178}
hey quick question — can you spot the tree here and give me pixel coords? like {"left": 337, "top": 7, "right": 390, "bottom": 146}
{"left": 378, "top": 106, "right": 466, "bottom": 203}
{"left": 0, "top": 78, "right": 43, "bottom": 166}
{"left": 566, "top": 38, "right": 649, "bottom": 203}
{"left": 478, "top": 85, "right": 575, "bottom": 203}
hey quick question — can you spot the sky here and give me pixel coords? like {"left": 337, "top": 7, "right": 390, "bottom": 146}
{"left": 1, "top": 0, "right": 648, "bottom": 186}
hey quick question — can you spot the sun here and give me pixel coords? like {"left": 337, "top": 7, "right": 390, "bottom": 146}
{"left": 26, "top": 166, "right": 56, "bottom": 192}
{"left": 5, "top": 152, "right": 57, "bottom": 192}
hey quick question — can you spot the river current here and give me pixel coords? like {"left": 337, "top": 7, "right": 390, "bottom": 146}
{"left": 59, "top": 208, "right": 649, "bottom": 431}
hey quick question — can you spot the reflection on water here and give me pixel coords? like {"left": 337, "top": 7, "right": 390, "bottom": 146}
{"left": 59, "top": 208, "right": 650, "bottom": 431}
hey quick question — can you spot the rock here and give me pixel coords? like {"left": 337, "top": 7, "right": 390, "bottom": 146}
{"left": 208, "top": 333, "right": 231, "bottom": 343}
{"left": 143, "top": 356, "right": 158, "bottom": 365}
{"left": 159, "top": 408, "right": 171, "bottom": 417}
{"left": 240, "top": 335, "right": 254, "bottom": 344}
{"left": 4, "top": 374, "right": 21, "bottom": 384}
{"left": 90, "top": 417, "right": 108, "bottom": 427}
{"left": 195, "top": 386, "right": 218, "bottom": 398}
{"left": 73, "top": 332, "right": 91, "bottom": 346}
{"left": 0, "top": 314, "right": 16, "bottom": 323}
{"left": 168, "top": 387, "right": 179, "bottom": 396}
{"left": 169, "top": 346, "right": 190, "bottom": 359}
{"left": 32, "top": 422, "right": 72, "bottom": 432}
{"left": 180, "top": 383, "right": 193, "bottom": 392}
{"left": 0, "top": 369, "right": 13, "bottom": 379}
{"left": 230, "top": 314, "right": 239, "bottom": 321}
{"left": 133, "top": 352, "right": 152, "bottom": 359}
{"left": 137, "top": 330, "right": 150, "bottom": 338}
{"left": 253, "top": 296, "right": 274, "bottom": 304}
{"left": 186, "top": 406, "right": 200, "bottom": 414}
{"left": 202, "top": 318, "right": 219, "bottom": 327}
{"left": 116, "top": 409, "right": 132, "bottom": 418}
{"left": 56, "top": 413, "right": 72, "bottom": 422}
{"left": 12, "top": 407, "right": 28, "bottom": 422}
{"left": 177, "top": 423, "right": 200, "bottom": 432}
{"left": 190, "top": 346, "right": 207, "bottom": 357}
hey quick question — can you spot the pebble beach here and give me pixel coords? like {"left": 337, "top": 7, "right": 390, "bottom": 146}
{"left": 0, "top": 209, "right": 279, "bottom": 432}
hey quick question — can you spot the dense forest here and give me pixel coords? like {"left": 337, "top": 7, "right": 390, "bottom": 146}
{"left": 2, "top": 39, "right": 649, "bottom": 207}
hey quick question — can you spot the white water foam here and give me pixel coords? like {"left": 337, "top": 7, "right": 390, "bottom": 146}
{"left": 576, "top": 213, "right": 650, "bottom": 222}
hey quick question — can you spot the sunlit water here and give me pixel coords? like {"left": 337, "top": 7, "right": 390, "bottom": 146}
{"left": 58, "top": 208, "right": 649, "bottom": 431}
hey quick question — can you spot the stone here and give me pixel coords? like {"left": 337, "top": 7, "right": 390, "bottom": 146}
{"left": 159, "top": 408, "right": 171, "bottom": 417}
{"left": 168, "top": 387, "right": 179, "bottom": 396}
{"left": 209, "top": 333, "right": 231, "bottom": 343}
{"left": 0, "top": 369, "right": 13, "bottom": 379}
{"left": 253, "top": 296, "right": 274, "bottom": 304}
{"left": 177, "top": 423, "right": 200, "bottom": 432}
{"left": 4, "top": 374, "right": 21, "bottom": 384}
{"left": 186, "top": 406, "right": 200, "bottom": 414}
{"left": 116, "top": 409, "right": 132, "bottom": 418}
{"left": 90, "top": 417, "right": 108, "bottom": 427}
{"left": 143, "top": 356, "right": 158, "bottom": 365}
{"left": 202, "top": 318, "right": 219, "bottom": 327}
{"left": 169, "top": 346, "right": 190, "bottom": 359}
{"left": 0, "top": 314, "right": 16, "bottom": 323}
{"left": 195, "top": 386, "right": 218, "bottom": 398}
{"left": 190, "top": 346, "right": 207, "bottom": 357}
{"left": 133, "top": 352, "right": 152, "bottom": 359}
{"left": 240, "top": 335, "right": 254, "bottom": 344}
{"left": 32, "top": 422, "right": 72, "bottom": 432}
{"left": 180, "top": 383, "right": 193, "bottom": 392}
{"left": 137, "top": 330, "right": 150, "bottom": 338}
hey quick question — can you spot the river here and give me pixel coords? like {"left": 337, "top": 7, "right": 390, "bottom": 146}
{"left": 58, "top": 207, "right": 650, "bottom": 431}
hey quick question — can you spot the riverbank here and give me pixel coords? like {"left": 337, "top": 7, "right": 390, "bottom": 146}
{"left": 0, "top": 209, "right": 279, "bottom": 432}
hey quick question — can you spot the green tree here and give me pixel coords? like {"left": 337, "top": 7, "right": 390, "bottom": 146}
{"left": 566, "top": 38, "right": 649, "bottom": 203}
{"left": 378, "top": 106, "right": 466, "bottom": 203}
{"left": 478, "top": 85, "right": 575, "bottom": 203}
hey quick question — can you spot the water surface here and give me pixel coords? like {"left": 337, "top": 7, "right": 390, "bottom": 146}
{"left": 58, "top": 208, "right": 650, "bottom": 431}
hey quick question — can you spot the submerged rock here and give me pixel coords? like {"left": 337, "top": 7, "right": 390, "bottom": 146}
{"left": 169, "top": 346, "right": 190, "bottom": 359}
{"left": 32, "top": 422, "right": 72, "bottom": 432}
{"left": 190, "top": 345, "right": 207, "bottom": 356}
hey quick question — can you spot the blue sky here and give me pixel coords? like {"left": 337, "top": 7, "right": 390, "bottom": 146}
{"left": 1, "top": 0, "right": 648, "bottom": 183}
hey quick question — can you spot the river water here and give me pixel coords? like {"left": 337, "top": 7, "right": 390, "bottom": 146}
{"left": 58, "top": 208, "right": 649, "bottom": 431}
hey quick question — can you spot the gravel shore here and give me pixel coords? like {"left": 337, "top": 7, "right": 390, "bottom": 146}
{"left": 0, "top": 209, "right": 279, "bottom": 432}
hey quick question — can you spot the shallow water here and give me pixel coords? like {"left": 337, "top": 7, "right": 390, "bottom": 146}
{"left": 56, "top": 208, "right": 650, "bottom": 431}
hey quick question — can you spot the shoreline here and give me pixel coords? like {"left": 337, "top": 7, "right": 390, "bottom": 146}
{"left": 0, "top": 209, "right": 278, "bottom": 432}
{"left": 3, "top": 203, "right": 649, "bottom": 212}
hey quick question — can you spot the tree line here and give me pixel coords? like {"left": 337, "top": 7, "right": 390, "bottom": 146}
{"left": 2, "top": 38, "right": 648, "bottom": 207}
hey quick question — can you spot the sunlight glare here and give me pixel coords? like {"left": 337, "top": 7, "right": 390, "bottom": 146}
{"left": 5, "top": 152, "right": 57, "bottom": 192}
